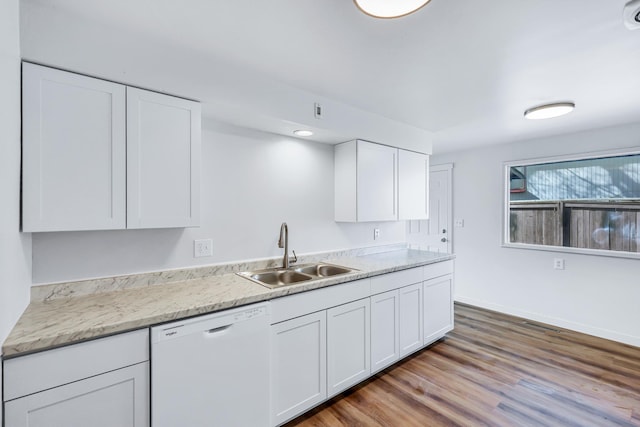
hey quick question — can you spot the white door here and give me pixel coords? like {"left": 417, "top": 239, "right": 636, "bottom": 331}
{"left": 21, "top": 63, "right": 127, "bottom": 232}
{"left": 327, "top": 298, "right": 371, "bottom": 397}
{"left": 370, "top": 290, "right": 400, "bottom": 373}
{"left": 126, "top": 87, "right": 201, "bottom": 229}
{"left": 271, "top": 311, "right": 327, "bottom": 426}
{"left": 424, "top": 164, "right": 453, "bottom": 253}
{"left": 5, "top": 363, "right": 149, "bottom": 427}
{"left": 357, "top": 140, "right": 398, "bottom": 222}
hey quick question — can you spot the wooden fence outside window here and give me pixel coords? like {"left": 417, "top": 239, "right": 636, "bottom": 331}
{"left": 509, "top": 200, "right": 640, "bottom": 252}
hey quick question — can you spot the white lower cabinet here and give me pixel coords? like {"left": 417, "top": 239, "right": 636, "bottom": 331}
{"left": 423, "top": 275, "right": 454, "bottom": 345}
{"left": 370, "top": 290, "right": 400, "bottom": 373}
{"left": 3, "top": 329, "right": 149, "bottom": 427}
{"left": 370, "top": 280, "right": 425, "bottom": 374}
{"left": 327, "top": 298, "right": 371, "bottom": 397}
{"left": 399, "top": 282, "right": 424, "bottom": 357}
{"left": 271, "top": 311, "right": 327, "bottom": 427}
{"left": 5, "top": 362, "right": 149, "bottom": 427}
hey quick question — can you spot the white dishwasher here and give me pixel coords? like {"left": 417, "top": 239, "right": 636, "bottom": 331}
{"left": 151, "top": 302, "right": 270, "bottom": 427}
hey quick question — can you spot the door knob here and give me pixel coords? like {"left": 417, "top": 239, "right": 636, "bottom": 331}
{"left": 441, "top": 237, "right": 447, "bottom": 242}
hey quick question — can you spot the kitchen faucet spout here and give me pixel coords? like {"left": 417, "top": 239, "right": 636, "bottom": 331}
{"left": 278, "top": 222, "right": 296, "bottom": 269}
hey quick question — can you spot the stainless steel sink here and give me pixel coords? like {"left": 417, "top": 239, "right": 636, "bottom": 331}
{"left": 246, "top": 270, "right": 311, "bottom": 287}
{"left": 294, "top": 264, "right": 353, "bottom": 277}
{"left": 237, "top": 263, "right": 356, "bottom": 289}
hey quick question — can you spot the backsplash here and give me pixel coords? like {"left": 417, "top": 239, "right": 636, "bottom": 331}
{"left": 31, "top": 243, "right": 407, "bottom": 302}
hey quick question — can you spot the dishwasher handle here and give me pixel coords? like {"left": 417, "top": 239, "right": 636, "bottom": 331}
{"left": 204, "top": 325, "right": 231, "bottom": 336}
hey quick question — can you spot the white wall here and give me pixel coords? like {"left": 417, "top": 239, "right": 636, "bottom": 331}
{"left": 432, "top": 122, "right": 640, "bottom": 347}
{"left": 32, "top": 119, "right": 406, "bottom": 284}
{"left": 0, "top": 0, "right": 32, "bottom": 419}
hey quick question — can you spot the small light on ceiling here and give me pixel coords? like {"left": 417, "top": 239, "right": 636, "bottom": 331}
{"left": 353, "top": 0, "right": 432, "bottom": 18}
{"left": 524, "top": 102, "right": 575, "bottom": 120}
{"left": 293, "top": 130, "right": 313, "bottom": 137}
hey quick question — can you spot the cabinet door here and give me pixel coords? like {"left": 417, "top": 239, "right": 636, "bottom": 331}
{"left": 399, "top": 282, "right": 423, "bottom": 356}
{"left": 271, "top": 311, "right": 327, "bottom": 426}
{"left": 357, "top": 140, "right": 397, "bottom": 222}
{"left": 5, "top": 362, "right": 149, "bottom": 427}
{"left": 127, "top": 87, "right": 201, "bottom": 229}
{"left": 370, "top": 290, "right": 399, "bottom": 373}
{"left": 327, "top": 298, "right": 370, "bottom": 397}
{"left": 398, "top": 150, "right": 429, "bottom": 220}
{"left": 423, "top": 275, "right": 454, "bottom": 345}
{"left": 22, "top": 62, "right": 126, "bottom": 232}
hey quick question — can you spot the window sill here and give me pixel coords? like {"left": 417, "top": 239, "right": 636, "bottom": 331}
{"left": 501, "top": 242, "right": 640, "bottom": 260}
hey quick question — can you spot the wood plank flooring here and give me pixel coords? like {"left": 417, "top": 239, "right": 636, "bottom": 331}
{"left": 285, "top": 303, "right": 640, "bottom": 427}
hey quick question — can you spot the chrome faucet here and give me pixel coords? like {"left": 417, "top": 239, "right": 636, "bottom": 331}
{"left": 278, "top": 222, "right": 297, "bottom": 269}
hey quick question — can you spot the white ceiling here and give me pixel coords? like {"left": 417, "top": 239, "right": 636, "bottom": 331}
{"left": 20, "top": 0, "right": 640, "bottom": 153}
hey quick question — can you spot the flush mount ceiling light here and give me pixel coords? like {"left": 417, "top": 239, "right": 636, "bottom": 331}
{"left": 524, "top": 102, "right": 575, "bottom": 120}
{"left": 353, "top": 0, "right": 432, "bottom": 18}
{"left": 624, "top": 0, "right": 640, "bottom": 30}
{"left": 293, "top": 130, "right": 313, "bottom": 137}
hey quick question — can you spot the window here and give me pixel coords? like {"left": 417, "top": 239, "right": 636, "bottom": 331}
{"left": 504, "top": 151, "right": 640, "bottom": 256}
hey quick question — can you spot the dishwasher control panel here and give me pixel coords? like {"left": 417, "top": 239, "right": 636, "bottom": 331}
{"left": 152, "top": 302, "right": 269, "bottom": 343}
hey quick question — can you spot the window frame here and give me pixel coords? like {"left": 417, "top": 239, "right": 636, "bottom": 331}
{"left": 502, "top": 147, "right": 640, "bottom": 259}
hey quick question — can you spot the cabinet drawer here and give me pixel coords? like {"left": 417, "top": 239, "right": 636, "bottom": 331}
{"left": 423, "top": 260, "right": 453, "bottom": 281}
{"left": 370, "top": 267, "right": 422, "bottom": 295}
{"left": 271, "top": 279, "right": 370, "bottom": 324}
{"left": 4, "top": 329, "right": 149, "bottom": 401}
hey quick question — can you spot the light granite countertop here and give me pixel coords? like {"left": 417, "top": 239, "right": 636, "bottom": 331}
{"left": 3, "top": 247, "right": 454, "bottom": 357}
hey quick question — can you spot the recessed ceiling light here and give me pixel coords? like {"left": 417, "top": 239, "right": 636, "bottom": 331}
{"left": 524, "top": 102, "right": 575, "bottom": 120}
{"left": 293, "top": 130, "right": 313, "bottom": 137}
{"left": 353, "top": 0, "right": 432, "bottom": 18}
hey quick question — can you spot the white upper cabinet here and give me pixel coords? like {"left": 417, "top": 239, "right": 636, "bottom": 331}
{"left": 357, "top": 141, "right": 398, "bottom": 222}
{"left": 21, "top": 63, "right": 200, "bottom": 232}
{"left": 22, "top": 63, "right": 127, "bottom": 232}
{"left": 398, "top": 149, "right": 429, "bottom": 220}
{"left": 335, "top": 140, "right": 397, "bottom": 222}
{"left": 335, "top": 139, "right": 429, "bottom": 222}
{"left": 126, "top": 88, "right": 200, "bottom": 229}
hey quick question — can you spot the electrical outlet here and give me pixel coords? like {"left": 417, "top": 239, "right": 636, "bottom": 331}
{"left": 194, "top": 239, "right": 213, "bottom": 257}
{"left": 454, "top": 219, "right": 464, "bottom": 228}
{"left": 374, "top": 228, "right": 380, "bottom": 240}
{"left": 553, "top": 258, "right": 565, "bottom": 270}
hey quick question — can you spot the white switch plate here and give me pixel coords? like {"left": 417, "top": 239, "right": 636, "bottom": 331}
{"left": 194, "top": 239, "right": 213, "bottom": 257}
{"left": 374, "top": 228, "right": 380, "bottom": 240}
{"left": 553, "top": 258, "right": 565, "bottom": 270}
{"left": 454, "top": 219, "right": 464, "bottom": 228}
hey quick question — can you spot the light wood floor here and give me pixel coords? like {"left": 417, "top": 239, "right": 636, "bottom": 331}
{"left": 286, "top": 303, "right": 640, "bottom": 427}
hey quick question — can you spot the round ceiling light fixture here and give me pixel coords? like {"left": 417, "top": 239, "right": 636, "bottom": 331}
{"left": 293, "top": 130, "right": 313, "bottom": 137}
{"left": 524, "top": 102, "right": 575, "bottom": 120}
{"left": 623, "top": 0, "right": 640, "bottom": 29}
{"left": 353, "top": 0, "right": 432, "bottom": 18}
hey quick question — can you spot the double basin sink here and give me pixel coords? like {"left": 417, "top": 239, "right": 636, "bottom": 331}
{"left": 237, "top": 263, "right": 356, "bottom": 289}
